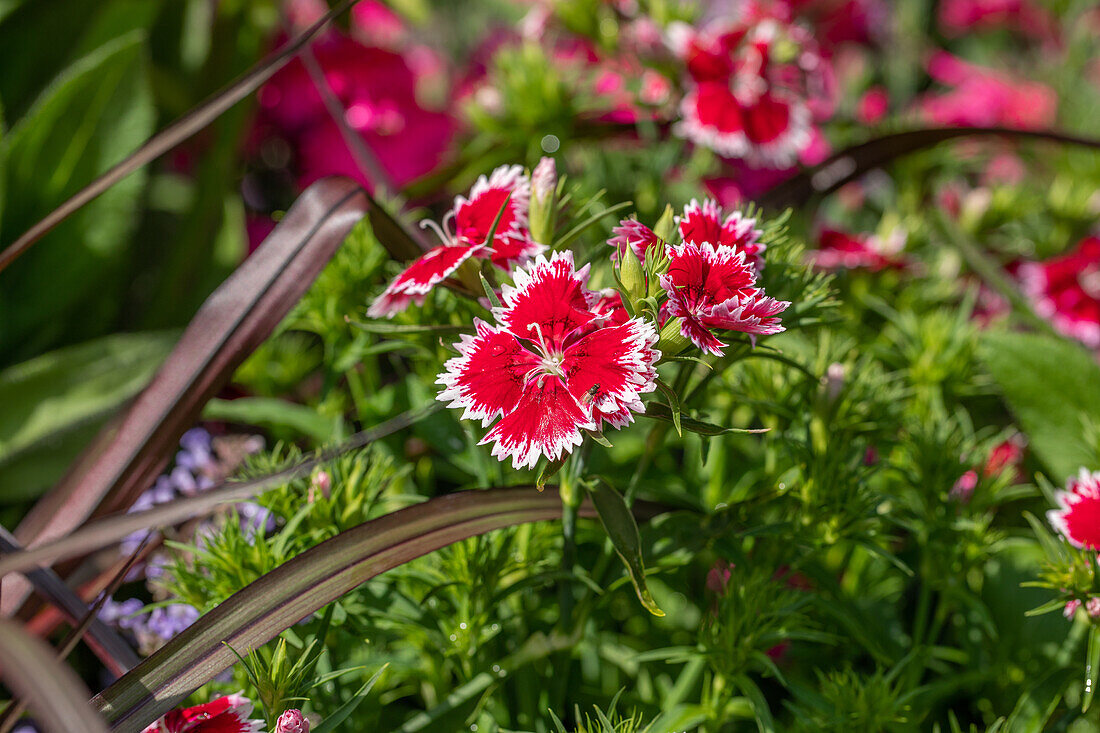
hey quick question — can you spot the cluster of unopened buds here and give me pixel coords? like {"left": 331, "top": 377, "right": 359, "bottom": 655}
{"left": 370, "top": 159, "right": 789, "bottom": 470}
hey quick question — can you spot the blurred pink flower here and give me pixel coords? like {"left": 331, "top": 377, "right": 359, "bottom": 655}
{"left": 704, "top": 128, "right": 831, "bottom": 206}
{"left": 856, "top": 86, "right": 889, "bottom": 125}
{"left": 918, "top": 52, "right": 1057, "bottom": 130}
{"left": 938, "top": 0, "right": 1059, "bottom": 42}
{"left": 254, "top": 32, "right": 455, "bottom": 192}
{"left": 950, "top": 470, "right": 978, "bottom": 503}
{"left": 1018, "top": 236, "right": 1100, "bottom": 350}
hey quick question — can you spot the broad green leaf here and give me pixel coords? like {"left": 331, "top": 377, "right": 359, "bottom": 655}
{"left": 0, "top": 31, "right": 154, "bottom": 363}
{"left": 202, "top": 397, "right": 341, "bottom": 444}
{"left": 589, "top": 479, "right": 664, "bottom": 617}
{"left": 979, "top": 330, "right": 1100, "bottom": 480}
{"left": 0, "top": 331, "right": 176, "bottom": 503}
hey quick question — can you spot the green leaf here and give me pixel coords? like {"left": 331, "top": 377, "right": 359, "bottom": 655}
{"left": 979, "top": 330, "right": 1100, "bottom": 480}
{"left": 479, "top": 270, "right": 502, "bottom": 310}
{"left": 734, "top": 675, "right": 776, "bottom": 733}
{"left": 312, "top": 664, "right": 387, "bottom": 733}
{"left": 1085, "top": 626, "right": 1100, "bottom": 713}
{"left": 589, "top": 479, "right": 664, "bottom": 617}
{"left": 0, "top": 331, "right": 176, "bottom": 503}
{"left": 1004, "top": 667, "right": 1074, "bottom": 731}
{"left": 347, "top": 319, "right": 471, "bottom": 336}
{"left": 202, "top": 397, "right": 340, "bottom": 444}
{"left": 0, "top": 31, "right": 154, "bottom": 363}
{"left": 537, "top": 454, "right": 568, "bottom": 490}
{"left": 642, "top": 401, "right": 769, "bottom": 436}
{"left": 653, "top": 379, "right": 683, "bottom": 437}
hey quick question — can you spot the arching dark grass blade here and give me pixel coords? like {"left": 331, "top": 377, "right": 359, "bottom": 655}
{"left": 758, "top": 127, "right": 1100, "bottom": 210}
{"left": 5, "top": 178, "right": 368, "bottom": 615}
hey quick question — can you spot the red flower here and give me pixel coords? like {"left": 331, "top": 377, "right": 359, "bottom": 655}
{"left": 661, "top": 243, "right": 789, "bottom": 355}
{"left": 141, "top": 694, "right": 262, "bottom": 733}
{"left": 678, "top": 198, "right": 766, "bottom": 270}
{"left": 809, "top": 227, "right": 906, "bottom": 271}
{"left": 938, "top": 0, "right": 1058, "bottom": 42}
{"left": 437, "top": 252, "right": 659, "bottom": 468}
{"left": 368, "top": 165, "right": 544, "bottom": 318}
{"left": 1048, "top": 469, "right": 1100, "bottom": 550}
{"left": 672, "top": 18, "right": 823, "bottom": 166}
{"left": 857, "top": 86, "right": 889, "bottom": 125}
{"left": 1018, "top": 236, "right": 1100, "bottom": 350}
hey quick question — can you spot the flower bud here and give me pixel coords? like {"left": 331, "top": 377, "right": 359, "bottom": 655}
{"left": 652, "top": 204, "right": 677, "bottom": 244}
{"left": 528, "top": 157, "right": 557, "bottom": 245}
{"left": 657, "top": 318, "right": 691, "bottom": 358}
{"left": 276, "top": 709, "right": 310, "bottom": 733}
{"left": 618, "top": 239, "right": 646, "bottom": 306}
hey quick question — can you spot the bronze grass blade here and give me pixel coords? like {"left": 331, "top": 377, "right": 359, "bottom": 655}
{"left": 0, "top": 406, "right": 439, "bottom": 578}
{"left": 0, "top": 527, "right": 139, "bottom": 676}
{"left": 0, "top": 619, "right": 109, "bottom": 733}
{"left": 758, "top": 126, "right": 1100, "bottom": 210}
{"left": 0, "top": 0, "right": 366, "bottom": 275}
{"left": 5, "top": 178, "right": 368, "bottom": 615}
{"left": 93, "top": 487, "right": 601, "bottom": 732}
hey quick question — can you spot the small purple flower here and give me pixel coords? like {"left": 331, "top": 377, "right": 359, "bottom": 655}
{"left": 237, "top": 502, "right": 276, "bottom": 541}
{"left": 179, "top": 427, "right": 212, "bottom": 453}
{"left": 99, "top": 597, "right": 145, "bottom": 629}
{"left": 145, "top": 603, "right": 200, "bottom": 640}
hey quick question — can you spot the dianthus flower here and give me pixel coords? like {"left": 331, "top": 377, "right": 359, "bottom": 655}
{"left": 679, "top": 198, "right": 766, "bottom": 270}
{"left": 671, "top": 14, "right": 829, "bottom": 166}
{"left": 369, "top": 165, "right": 545, "bottom": 318}
{"left": 608, "top": 219, "right": 662, "bottom": 262}
{"left": 437, "top": 251, "right": 660, "bottom": 469}
{"left": 141, "top": 693, "right": 263, "bottom": 733}
{"left": 661, "top": 243, "right": 789, "bottom": 356}
{"left": 1048, "top": 469, "right": 1100, "bottom": 550}
{"left": 1018, "top": 236, "right": 1100, "bottom": 350}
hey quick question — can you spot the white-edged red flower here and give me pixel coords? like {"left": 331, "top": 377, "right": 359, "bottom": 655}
{"left": 368, "top": 164, "right": 545, "bottom": 318}
{"left": 609, "top": 218, "right": 662, "bottom": 261}
{"left": 661, "top": 242, "right": 789, "bottom": 356}
{"left": 671, "top": 17, "right": 824, "bottom": 166}
{"left": 141, "top": 693, "right": 264, "bottom": 733}
{"left": 1048, "top": 469, "right": 1100, "bottom": 550}
{"left": 679, "top": 198, "right": 766, "bottom": 270}
{"left": 437, "top": 251, "right": 660, "bottom": 469}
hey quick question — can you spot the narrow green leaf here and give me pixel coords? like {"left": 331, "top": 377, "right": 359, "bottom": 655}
{"left": 735, "top": 675, "right": 776, "bottom": 733}
{"left": 479, "top": 271, "right": 502, "bottom": 310}
{"left": 653, "top": 379, "right": 683, "bottom": 437}
{"left": 978, "top": 330, "right": 1100, "bottom": 480}
{"left": 1025, "top": 597, "right": 1072, "bottom": 618}
{"left": 202, "top": 397, "right": 339, "bottom": 444}
{"left": 537, "top": 455, "right": 567, "bottom": 490}
{"left": 589, "top": 479, "right": 664, "bottom": 617}
{"left": 554, "top": 200, "right": 633, "bottom": 249}
{"left": 312, "top": 664, "right": 387, "bottom": 733}
{"left": 642, "top": 401, "right": 768, "bottom": 436}
{"left": 346, "top": 318, "right": 471, "bottom": 336}
{"left": 1085, "top": 626, "right": 1100, "bottom": 712}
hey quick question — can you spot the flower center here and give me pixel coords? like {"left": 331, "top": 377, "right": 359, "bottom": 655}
{"left": 525, "top": 322, "right": 567, "bottom": 384}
